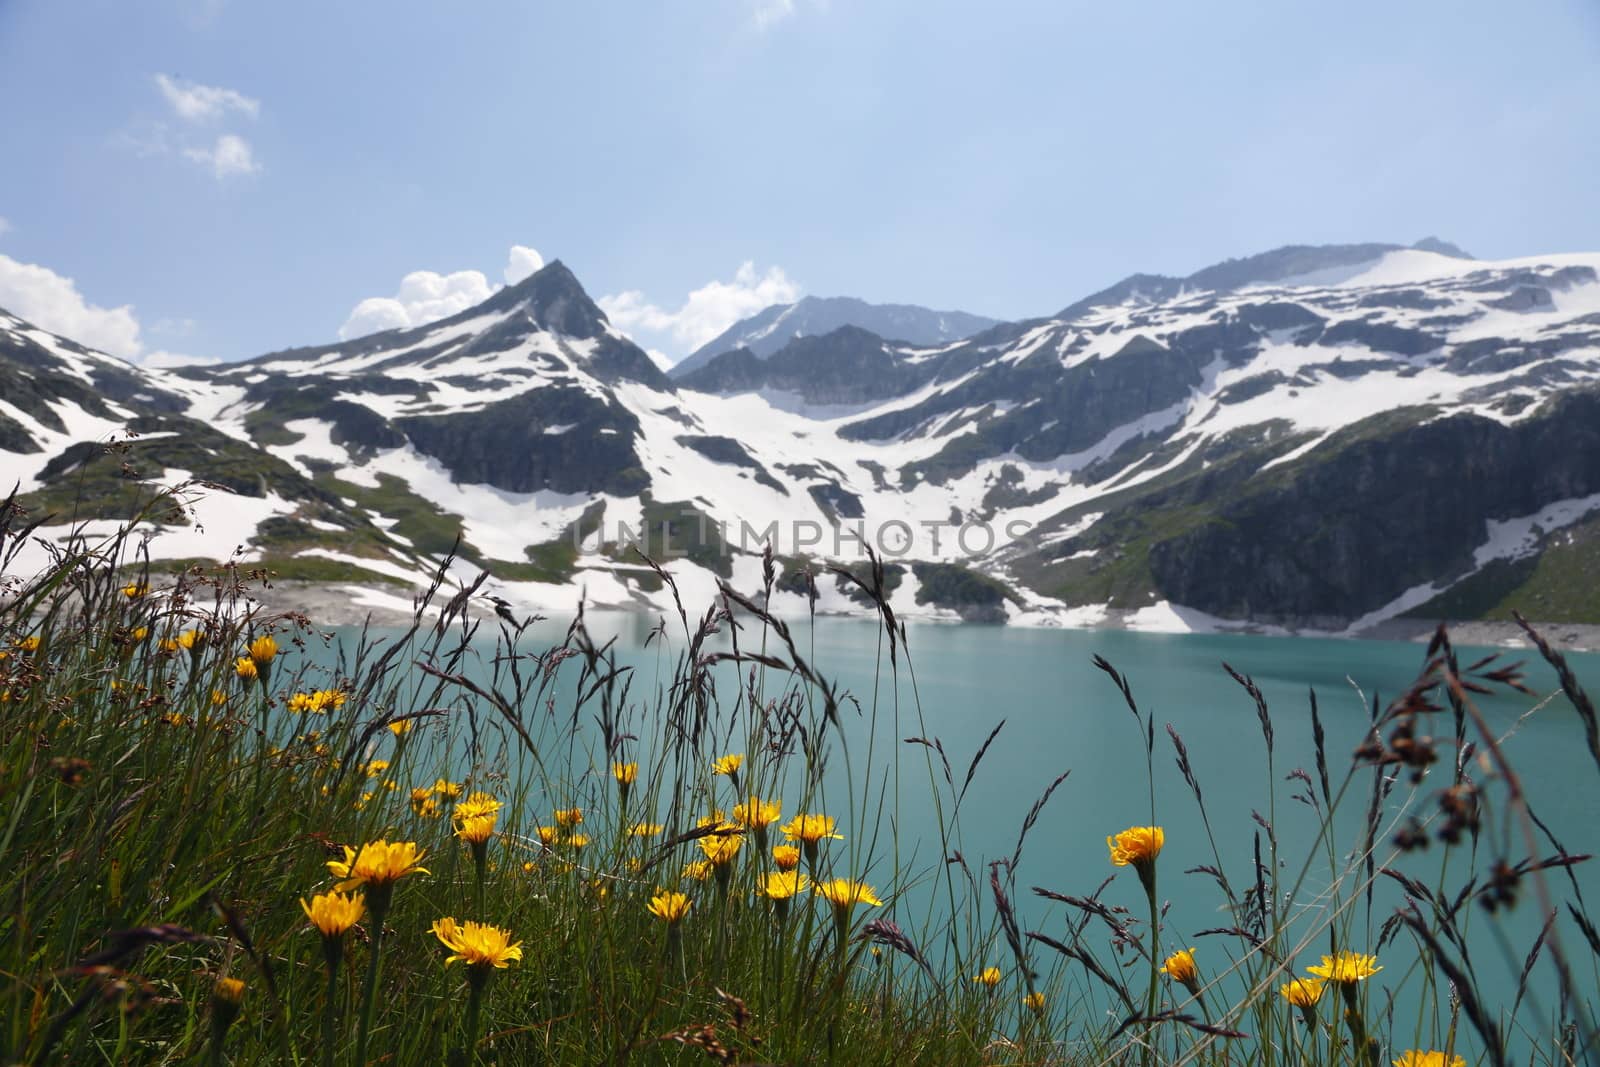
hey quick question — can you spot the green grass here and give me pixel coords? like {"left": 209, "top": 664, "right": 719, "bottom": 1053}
{"left": 2, "top": 494, "right": 1597, "bottom": 1066}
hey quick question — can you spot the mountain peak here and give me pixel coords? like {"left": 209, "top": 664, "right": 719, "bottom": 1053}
{"left": 481, "top": 258, "right": 607, "bottom": 339}
{"left": 671, "top": 295, "right": 1000, "bottom": 376}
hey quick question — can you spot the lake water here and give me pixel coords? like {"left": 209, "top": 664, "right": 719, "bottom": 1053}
{"left": 308, "top": 613, "right": 1600, "bottom": 1057}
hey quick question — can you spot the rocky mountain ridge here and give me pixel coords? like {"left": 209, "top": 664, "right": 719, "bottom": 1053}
{"left": 3, "top": 242, "right": 1598, "bottom": 633}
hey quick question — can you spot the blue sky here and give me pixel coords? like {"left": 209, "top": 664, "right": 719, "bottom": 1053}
{"left": 1, "top": 0, "right": 1598, "bottom": 365}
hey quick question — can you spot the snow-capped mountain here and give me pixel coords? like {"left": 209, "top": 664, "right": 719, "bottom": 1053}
{"left": 672, "top": 295, "right": 999, "bottom": 376}
{"left": 4, "top": 244, "right": 1600, "bottom": 633}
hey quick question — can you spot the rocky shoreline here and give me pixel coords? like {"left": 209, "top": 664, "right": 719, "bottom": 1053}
{"left": 245, "top": 580, "right": 1600, "bottom": 652}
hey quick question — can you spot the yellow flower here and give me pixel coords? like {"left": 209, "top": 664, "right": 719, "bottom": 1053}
{"left": 301, "top": 890, "right": 365, "bottom": 938}
{"left": 972, "top": 966, "right": 1002, "bottom": 987}
{"left": 288, "top": 692, "right": 314, "bottom": 713}
{"left": 326, "top": 840, "right": 430, "bottom": 890}
{"left": 248, "top": 634, "right": 277, "bottom": 665}
{"left": 432, "top": 779, "right": 464, "bottom": 799}
{"left": 647, "top": 891, "right": 692, "bottom": 924}
{"left": 388, "top": 719, "right": 412, "bottom": 737}
{"left": 535, "top": 826, "right": 560, "bottom": 846}
{"left": 210, "top": 689, "right": 227, "bottom": 706}
{"left": 130, "top": 626, "right": 149, "bottom": 642}
{"left": 553, "top": 807, "right": 583, "bottom": 827}
{"left": 1392, "top": 1053, "right": 1466, "bottom": 1067}
{"left": 410, "top": 788, "right": 440, "bottom": 818}
{"left": 1023, "top": 991, "right": 1046, "bottom": 1013}
{"left": 773, "top": 845, "right": 801, "bottom": 871}
{"left": 711, "top": 753, "right": 744, "bottom": 776}
{"left": 1280, "top": 976, "right": 1325, "bottom": 1008}
{"left": 1306, "top": 951, "right": 1382, "bottom": 984}
{"left": 813, "top": 877, "right": 883, "bottom": 910}
{"left": 121, "top": 582, "right": 148, "bottom": 598}
{"left": 17, "top": 635, "right": 41, "bottom": 654}
{"left": 456, "top": 813, "right": 497, "bottom": 846}
{"left": 432, "top": 917, "right": 523, "bottom": 970}
{"left": 455, "top": 792, "right": 502, "bottom": 824}
{"left": 1160, "top": 947, "right": 1199, "bottom": 985}
{"left": 629, "top": 822, "right": 664, "bottom": 838}
{"left": 759, "top": 870, "right": 809, "bottom": 900}
{"left": 214, "top": 976, "right": 246, "bottom": 1004}
{"left": 234, "top": 657, "right": 257, "bottom": 680}
{"left": 682, "top": 859, "right": 714, "bottom": 881}
{"left": 177, "top": 628, "right": 205, "bottom": 651}
{"left": 565, "top": 834, "right": 590, "bottom": 849}
{"left": 697, "top": 825, "right": 744, "bottom": 867}
{"left": 733, "top": 796, "right": 782, "bottom": 830}
{"left": 613, "top": 761, "right": 638, "bottom": 785}
{"left": 1107, "top": 826, "right": 1164, "bottom": 868}
{"left": 781, "top": 814, "right": 842, "bottom": 845}
{"left": 362, "top": 759, "right": 390, "bottom": 779}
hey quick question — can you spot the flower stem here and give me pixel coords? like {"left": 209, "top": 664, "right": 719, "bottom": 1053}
{"left": 463, "top": 974, "right": 486, "bottom": 1065}
{"left": 321, "top": 951, "right": 340, "bottom": 1067}
{"left": 355, "top": 892, "right": 390, "bottom": 1066}
{"left": 1142, "top": 866, "right": 1159, "bottom": 1067}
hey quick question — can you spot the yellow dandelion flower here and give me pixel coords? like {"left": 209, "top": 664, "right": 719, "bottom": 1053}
{"left": 535, "top": 826, "right": 559, "bottom": 846}
{"left": 1160, "top": 947, "right": 1199, "bottom": 985}
{"left": 781, "top": 813, "right": 842, "bottom": 845}
{"left": 1280, "top": 976, "right": 1325, "bottom": 1007}
{"left": 326, "top": 840, "right": 429, "bottom": 891}
{"left": 234, "top": 656, "right": 257, "bottom": 680}
{"left": 388, "top": 719, "right": 412, "bottom": 737}
{"left": 410, "top": 788, "right": 440, "bottom": 817}
{"left": 648, "top": 891, "right": 692, "bottom": 924}
{"left": 1107, "top": 826, "right": 1164, "bottom": 868}
{"left": 553, "top": 807, "right": 583, "bottom": 827}
{"left": 301, "top": 891, "right": 365, "bottom": 938}
{"left": 177, "top": 628, "right": 206, "bottom": 651}
{"left": 362, "top": 759, "right": 389, "bottom": 779}
{"left": 17, "top": 635, "right": 41, "bottom": 654}
{"left": 210, "top": 689, "right": 227, "bottom": 706}
{"left": 455, "top": 813, "right": 497, "bottom": 846}
{"left": 131, "top": 626, "right": 149, "bottom": 642}
{"left": 973, "top": 966, "right": 1002, "bottom": 987}
{"left": 214, "top": 976, "right": 246, "bottom": 1004}
{"left": 121, "top": 582, "right": 148, "bottom": 598}
{"left": 758, "top": 870, "right": 809, "bottom": 900}
{"left": 733, "top": 796, "right": 782, "bottom": 830}
{"left": 1392, "top": 1053, "right": 1466, "bottom": 1067}
{"left": 432, "top": 779, "right": 464, "bottom": 799}
{"left": 567, "top": 833, "right": 592, "bottom": 849}
{"left": 1023, "top": 991, "right": 1046, "bottom": 1013}
{"left": 248, "top": 634, "right": 277, "bottom": 664}
{"left": 287, "top": 692, "right": 315, "bottom": 713}
{"left": 711, "top": 753, "right": 743, "bottom": 776}
{"left": 682, "top": 859, "right": 714, "bottom": 881}
{"left": 1306, "top": 951, "right": 1382, "bottom": 984}
{"left": 697, "top": 826, "right": 744, "bottom": 867}
{"left": 455, "top": 792, "right": 502, "bottom": 823}
{"left": 773, "top": 844, "right": 801, "bottom": 871}
{"left": 613, "top": 761, "right": 638, "bottom": 785}
{"left": 813, "top": 877, "right": 883, "bottom": 909}
{"left": 629, "top": 822, "right": 664, "bottom": 838}
{"left": 432, "top": 917, "right": 523, "bottom": 970}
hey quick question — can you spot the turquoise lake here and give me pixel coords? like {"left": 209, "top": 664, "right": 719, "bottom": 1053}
{"left": 307, "top": 613, "right": 1600, "bottom": 1058}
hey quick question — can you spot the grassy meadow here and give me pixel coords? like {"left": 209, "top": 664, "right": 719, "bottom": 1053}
{"left": 2, "top": 486, "right": 1598, "bottom": 1066}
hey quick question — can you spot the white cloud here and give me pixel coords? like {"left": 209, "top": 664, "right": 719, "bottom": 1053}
{"left": 0, "top": 253, "right": 143, "bottom": 359}
{"left": 599, "top": 261, "right": 801, "bottom": 358}
{"left": 751, "top": 0, "right": 796, "bottom": 27}
{"left": 504, "top": 245, "right": 545, "bottom": 285}
{"left": 337, "top": 244, "right": 549, "bottom": 340}
{"left": 338, "top": 268, "right": 495, "bottom": 340}
{"left": 183, "top": 133, "right": 260, "bottom": 179}
{"left": 153, "top": 74, "right": 259, "bottom": 123}
{"left": 0, "top": 253, "right": 217, "bottom": 367}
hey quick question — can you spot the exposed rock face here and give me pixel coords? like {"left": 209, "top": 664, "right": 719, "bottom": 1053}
{"left": 1145, "top": 390, "right": 1600, "bottom": 621}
